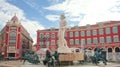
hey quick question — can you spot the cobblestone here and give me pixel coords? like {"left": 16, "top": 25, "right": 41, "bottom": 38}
{"left": 0, "top": 60, "right": 120, "bottom": 67}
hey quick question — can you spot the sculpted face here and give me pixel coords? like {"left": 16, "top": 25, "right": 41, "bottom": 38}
{"left": 60, "top": 14, "right": 65, "bottom": 20}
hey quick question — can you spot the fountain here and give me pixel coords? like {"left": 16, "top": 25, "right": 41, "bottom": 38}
{"left": 57, "top": 14, "right": 84, "bottom": 65}
{"left": 57, "top": 14, "right": 72, "bottom": 53}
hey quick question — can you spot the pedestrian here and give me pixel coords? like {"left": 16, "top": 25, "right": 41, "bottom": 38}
{"left": 40, "top": 53, "right": 42, "bottom": 59}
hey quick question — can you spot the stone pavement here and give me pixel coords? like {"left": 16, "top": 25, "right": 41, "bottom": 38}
{"left": 0, "top": 60, "right": 120, "bottom": 67}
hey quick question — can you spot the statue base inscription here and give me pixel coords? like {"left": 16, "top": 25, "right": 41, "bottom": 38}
{"left": 57, "top": 46, "right": 72, "bottom": 53}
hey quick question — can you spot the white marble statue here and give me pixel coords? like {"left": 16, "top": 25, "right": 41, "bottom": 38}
{"left": 57, "top": 14, "right": 71, "bottom": 53}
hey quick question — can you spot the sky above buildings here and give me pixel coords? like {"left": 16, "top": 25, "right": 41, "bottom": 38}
{"left": 0, "top": 0, "right": 120, "bottom": 44}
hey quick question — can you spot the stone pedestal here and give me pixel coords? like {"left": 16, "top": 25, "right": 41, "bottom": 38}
{"left": 57, "top": 46, "right": 71, "bottom": 53}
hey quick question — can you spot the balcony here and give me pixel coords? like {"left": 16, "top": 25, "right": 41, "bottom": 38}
{"left": 39, "top": 36, "right": 50, "bottom": 41}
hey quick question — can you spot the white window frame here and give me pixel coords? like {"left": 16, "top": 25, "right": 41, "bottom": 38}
{"left": 9, "top": 32, "right": 16, "bottom": 38}
{"left": 51, "top": 40, "right": 55, "bottom": 45}
{"left": 40, "top": 42, "right": 44, "bottom": 46}
{"left": 100, "top": 37, "right": 104, "bottom": 43}
{"left": 70, "top": 39, "right": 74, "bottom": 45}
{"left": 93, "top": 37, "right": 98, "bottom": 44}
{"left": 99, "top": 29, "right": 104, "bottom": 35}
{"left": 81, "top": 31, "right": 85, "bottom": 36}
{"left": 75, "top": 31, "right": 79, "bottom": 37}
{"left": 86, "top": 30, "right": 90, "bottom": 36}
{"left": 106, "top": 27, "right": 110, "bottom": 34}
{"left": 113, "top": 35, "right": 119, "bottom": 42}
{"left": 112, "top": 27, "right": 118, "bottom": 33}
{"left": 70, "top": 32, "right": 73, "bottom": 37}
{"left": 46, "top": 41, "right": 49, "bottom": 47}
{"left": 106, "top": 36, "right": 112, "bottom": 43}
{"left": 92, "top": 30, "right": 97, "bottom": 35}
{"left": 81, "top": 39, "right": 85, "bottom": 45}
{"left": 75, "top": 39, "right": 79, "bottom": 45}
{"left": 87, "top": 38, "right": 91, "bottom": 44}
{"left": 51, "top": 33, "right": 55, "bottom": 38}
{"left": 40, "top": 33, "right": 44, "bottom": 38}
{"left": 9, "top": 40, "right": 16, "bottom": 44}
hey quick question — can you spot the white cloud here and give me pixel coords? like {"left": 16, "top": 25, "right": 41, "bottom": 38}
{"left": 0, "top": 0, "right": 45, "bottom": 44}
{"left": 44, "top": 0, "right": 91, "bottom": 22}
{"left": 45, "top": 15, "right": 59, "bottom": 22}
{"left": 44, "top": 0, "right": 120, "bottom": 26}
{"left": 79, "top": 0, "right": 120, "bottom": 26}
{"left": 0, "top": 0, "right": 24, "bottom": 25}
{"left": 47, "top": 0, "right": 60, "bottom": 5}
{"left": 22, "top": 0, "right": 43, "bottom": 14}
{"left": 21, "top": 19, "right": 44, "bottom": 44}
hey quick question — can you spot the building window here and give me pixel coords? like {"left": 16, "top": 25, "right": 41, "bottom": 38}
{"left": 9, "top": 40, "right": 16, "bottom": 44}
{"left": 112, "top": 27, "right": 118, "bottom": 33}
{"left": 70, "top": 32, "right": 73, "bottom": 37}
{"left": 9, "top": 32, "right": 16, "bottom": 38}
{"left": 40, "top": 42, "right": 44, "bottom": 46}
{"left": 46, "top": 41, "right": 49, "bottom": 47}
{"left": 46, "top": 33, "right": 50, "bottom": 40}
{"left": 70, "top": 39, "right": 74, "bottom": 45}
{"left": 106, "top": 36, "right": 112, "bottom": 43}
{"left": 51, "top": 40, "right": 55, "bottom": 45}
{"left": 10, "top": 26, "right": 17, "bottom": 30}
{"left": 92, "top": 30, "right": 97, "bottom": 36}
{"left": 99, "top": 29, "right": 104, "bottom": 35}
{"left": 113, "top": 35, "right": 119, "bottom": 42}
{"left": 75, "top": 31, "right": 79, "bottom": 37}
{"left": 40, "top": 33, "right": 44, "bottom": 39}
{"left": 9, "top": 46, "right": 15, "bottom": 49}
{"left": 51, "top": 33, "right": 55, "bottom": 38}
{"left": 52, "top": 48, "right": 55, "bottom": 52}
{"left": 86, "top": 30, "right": 90, "bottom": 36}
{"left": 81, "top": 39, "right": 85, "bottom": 45}
{"left": 75, "top": 39, "right": 79, "bottom": 45}
{"left": 46, "top": 33, "right": 50, "bottom": 38}
{"left": 93, "top": 38, "right": 98, "bottom": 44}
{"left": 106, "top": 27, "right": 110, "bottom": 34}
{"left": 80, "top": 31, "right": 85, "bottom": 36}
{"left": 87, "top": 38, "right": 91, "bottom": 44}
{"left": 100, "top": 37, "right": 104, "bottom": 43}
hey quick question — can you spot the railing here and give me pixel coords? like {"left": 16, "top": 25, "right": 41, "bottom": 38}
{"left": 39, "top": 37, "right": 50, "bottom": 41}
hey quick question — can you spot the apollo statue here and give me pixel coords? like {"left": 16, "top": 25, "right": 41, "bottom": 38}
{"left": 57, "top": 14, "right": 71, "bottom": 53}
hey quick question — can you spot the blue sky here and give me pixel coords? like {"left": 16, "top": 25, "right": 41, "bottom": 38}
{"left": 0, "top": 0, "right": 120, "bottom": 44}
{"left": 6, "top": 0, "right": 63, "bottom": 28}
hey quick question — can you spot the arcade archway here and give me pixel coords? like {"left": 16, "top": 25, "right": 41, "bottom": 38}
{"left": 115, "top": 47, "right": 120, "bottom": 52}
{"left": 115, "top": 47, "right": 120, "bottom": 61}
{"left": 108, "top": 48, "right": 112, "bottom": 52}
{"left": 108, "top": 47, "right": 113, "bottom": 61}
{"left": 94, "top": 48, "right": 98, "bottom": 52}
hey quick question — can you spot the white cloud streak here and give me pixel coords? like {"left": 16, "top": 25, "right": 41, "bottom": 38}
{"left": 0, "top": 0, "right": 45, "bottom": 44}
{"left": 22, "top": 0, "right": 43, "bottom": 15}
{"left": 44, "top": 0, "right": 120, "bottom": 26}
{"left": 47, "top": 0, "right": 60, "bottom": 5}
{"left": 45, "top": 15, "right": 59, "bottom": 22}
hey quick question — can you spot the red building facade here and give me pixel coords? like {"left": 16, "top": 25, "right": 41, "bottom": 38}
{"left": 36, "top": 21, "right": 120, "bottom": 61}
{"left": 0, "top": 15, "right": 33, "bottom": 59}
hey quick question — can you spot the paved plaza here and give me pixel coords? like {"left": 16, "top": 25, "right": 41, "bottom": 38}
{"left": 0, "top": 60, "right": 120, "bottom": 67}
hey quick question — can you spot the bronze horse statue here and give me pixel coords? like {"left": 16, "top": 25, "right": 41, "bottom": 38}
{"left": 21, "top": 49, "right": 40, "bottom": 64}
{"left": 91, "top": 48, "right": 107, "bottom": 65}
{"left": 43, "top": 50, "right": 60, "bottom": 67}
{"left": 79, "top": 48, "right": 107, "bottom": 65}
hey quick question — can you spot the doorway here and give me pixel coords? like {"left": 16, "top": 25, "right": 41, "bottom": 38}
{"left": 8, "top": 53, "right": 15, "bottom": 57}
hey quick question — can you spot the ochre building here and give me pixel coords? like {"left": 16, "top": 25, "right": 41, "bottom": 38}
{"left": 0, "top": 15, "right": 33, "bottom": 59}
{"left": 36, "top": 21, "right": 120, "bottom": 61}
